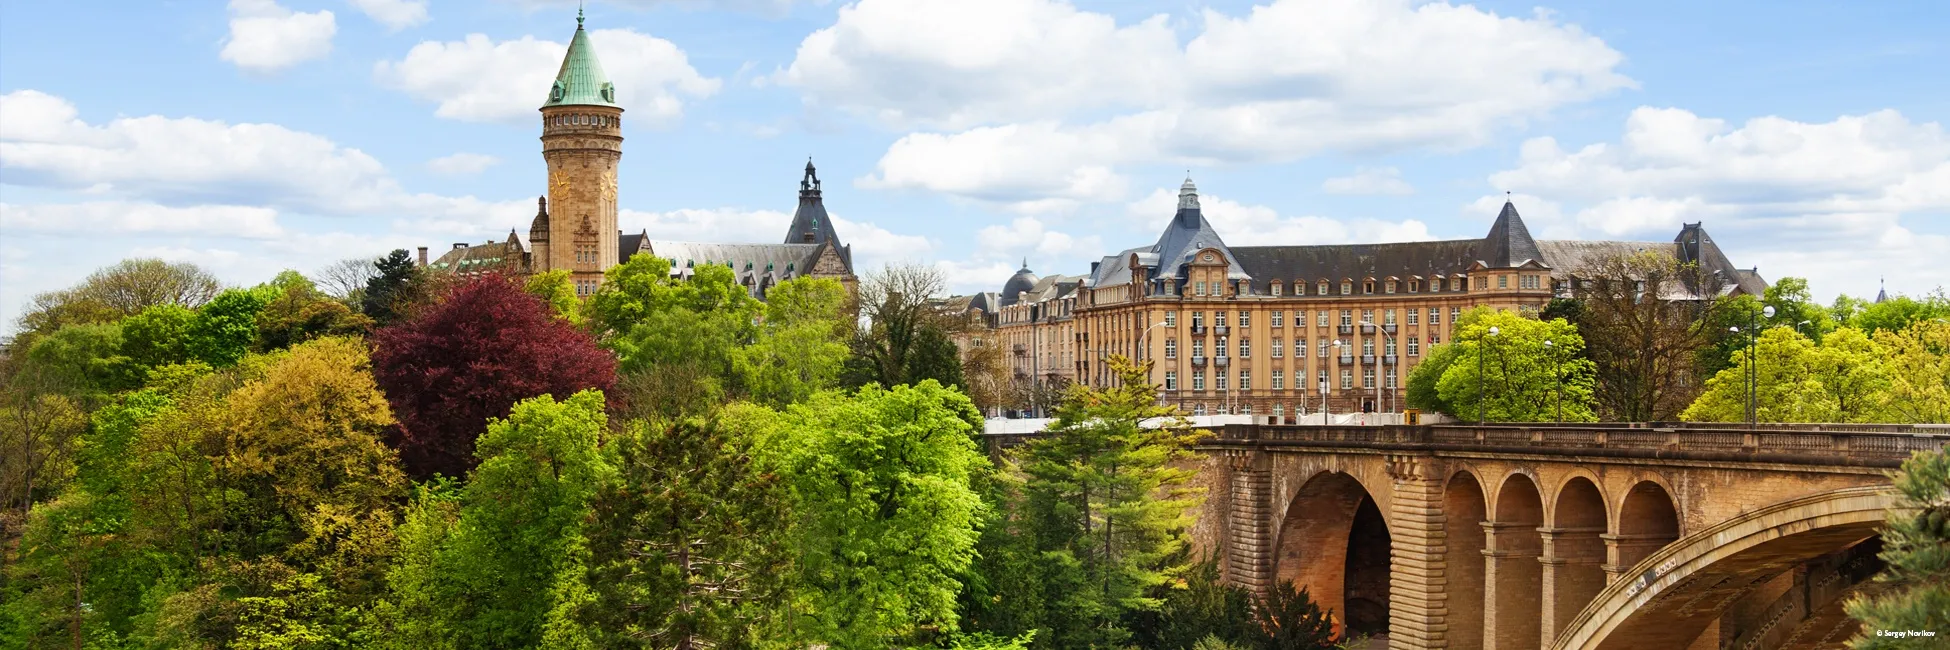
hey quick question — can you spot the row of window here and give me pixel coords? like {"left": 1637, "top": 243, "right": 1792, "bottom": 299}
{"left": 1161, "top": 335, "right": 1430, "bottom": 359}
{"left": 1162, "top": 368, "right": 1398, "bottom": 391}
{"left": 1251, "top": 273, "right": 1550, "bottom": 297}
{"left": 1163, "top": 307, "right": 1459, "bottom": 329}
{"left": 546, "top": 113, "right": 618, "bottom": 129}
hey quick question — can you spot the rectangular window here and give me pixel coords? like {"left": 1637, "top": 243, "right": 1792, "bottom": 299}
{"left": 1216, "top": 312, "right": 1228, "bottom": 327}
{"left": 1274, "top": 403, "right": 1285, "bottom": 418}
{"left": 1431, "top": 332, "right": 1442, "bottom": 345}
{"left": 1240, "top": 370, "right": 1252, "bottom": 390}
{"left": 1430, "top": 278, "right": 1442, "bottom": 293}
{"left": 1363, "top": 281, "right": 1375, "bottom": 294}
{"left": 1165, "top": 311, "right": 1176, "bottom": 327}
{"left": 1454, "top": 278, "right": 1464, "bottom": 291}
{"left": 1385, "top": 339, "right": 1396, "bottom": 356}
{"left": 1363, "top": 367, "right": 1375, "bottom": 389}
{"left": 1498, "top": 275, "right": 1509, "bottom": 289}
{"left": 1193, "top": 371, "right": 1206, "bottom": 391}
{"left": 1240, "top": 339, "right": 1251, "bottom": 358}
{"left": 1193, "top": 312, "right": 1204, "bottom": 327}
{"left": 1164, "top": 371, "right": 1178, "bottom": 391}
{"left": 1216, "top": 339, "right": 1227, "bottom": 357}
{"left": 1362, "top": 339, "right": 1374, "bottom": 356}
{"left": 1387, "top": 369, "right": 1398, "bottom": 389}
{"left": 1318, "top": 311, "right": 1330, "bottom": 327}
{"left": 1408, "top": 336, "right": 1420, "bottom": 356}
{"left": 1451, "top": 307, "right": 1462, "bottom": 322}
{"left": 1271, "top": 311, "right": 1284, "bottom": 328}
{"left": 1384, "top": 309, "right": 1397, "bottom": 325}
{"left": 1409, "top": 280, "right": 1420, "bottom": 293}
{"left": 1318, "top": 370, "right": 1329, "bottom": 391}
{"left": 1340, "top": 310, "right": 1353, "bottom": 326}
{"left": 1193, "top": 340, "right": 1205, "bottom": 357}
{"left": 1272, "top": 370, "right": 1285, "bottom": 390}
{"left": 1217, "top": 372, "right": 1228, "bottom": 391}
{"left": 1195, "top": 282, "right": 1206, "bottom": 296}
{"left": 1271, "top": 339, "right": 1284, "bottom": 358}
{"left": 1318, "top": 338, "right": 1329, "bottom": 357}
{"left": 1340, "top": 369, "right": 1354, "bottom": 389}
{"left": 1296, "top": 339, "right": 1307, "bottom": 357}
{"left": 1341, "top": 281, "right": 1353, "bottom": 295}
{"left": 1407, "top": 310, "right": 1419, "bottom": 325}
{"left": 1239, "top": 311, "right": 1250, "bottom": 328}
{"left": 1318, "top": 281, "right": 1328, "bottom": 295}
{"left": 1272, "top": 283, "right": 1283, "bottom": 296}
{"left": 1429, "top": 308, "right": 1441, "bottom": 325}
{"left": 1165, "top": 339, "right": 1177, "bottom": 359}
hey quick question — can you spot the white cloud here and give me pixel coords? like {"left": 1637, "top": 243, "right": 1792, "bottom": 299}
{"left": 347, "top": 0, "right": 429, "bottom": 31}
{"left": 375, "top": 29, "right": 721, "bottom": 125}
{"left": 791, "top": 0, "right": 1630, "bottom": 206}
{"left": 1322, "top": 167, "right": 1415, "bottom": 195}
{"left": 1487, "top": 107, "right": 1950, "bottom": 301}
{"left": 1, "top": 202, "right": 285, "bottom": 239}
{"left": 221, "top": 0, "right": 336, "bottom": 73}
{"left": 426, "top": 152, "right": 500, "bottom": 175}
{"left": 0, "top": 90, "right": 526, "bottom": 230}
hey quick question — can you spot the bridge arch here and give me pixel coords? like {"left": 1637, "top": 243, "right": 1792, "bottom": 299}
{"left": 1442, "top": 470, "right": 1489, "bottom": 650}
{"left": 1486, "top": 473, "right": 1544, "bottom": 650}
{"left": 1548, "top": 486, "right": 1898, "bottom": 650}
{"left": 1272, "top": 470, "right": 1392, "bottom": 638}
{"left": 1543, "top": 477, "right": 1610, "bottom": 646}
{"left": 1609, "top": 480, "right": 1681, "bottom": 576}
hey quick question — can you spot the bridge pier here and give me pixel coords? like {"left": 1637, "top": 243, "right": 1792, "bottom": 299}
{"left": 1538, "top": 526, "right": 1608, "bottom": 647}
{"left": 1385, "top": 455, "right": 1445, "bottom": 650}
{"left": 1482, "top": 522, "right": 1543, "bottom": 650}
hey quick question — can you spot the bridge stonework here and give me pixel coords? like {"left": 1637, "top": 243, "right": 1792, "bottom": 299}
{"left": 1190, "top": 423, "right": 1946, "bottom": 650}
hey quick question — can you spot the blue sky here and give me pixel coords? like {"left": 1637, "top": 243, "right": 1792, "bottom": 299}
{"left": 2, "top": 0, "right": 1946, "bottom": 330}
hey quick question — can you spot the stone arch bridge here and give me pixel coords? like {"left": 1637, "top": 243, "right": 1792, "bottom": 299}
{"left": 1189, "top": 423, "right": 1945, "bottom": 650}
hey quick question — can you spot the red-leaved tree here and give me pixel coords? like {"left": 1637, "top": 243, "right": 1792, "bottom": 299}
{"left": 372, "top": 274, "right": 616, "bottom": 479}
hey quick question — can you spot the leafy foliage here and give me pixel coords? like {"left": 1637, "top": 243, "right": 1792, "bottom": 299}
{"left": 371, "top": 274, "right": 615, "bottom": 479}
{"left": 1403, "top": 340, "right": 1460, "bottom": 417}
{"left": 1251, "top": 581, "right": 1339, "bottom": 650}
{"left": 1435, "top": 309, "right": 1598, "bottom": 422}
{"left": 1875, "top": 320, "right": 1950, "bottom": 423}
{"left": 1560, "top": 250, "right": 1730, "bottom": 420}
{"left": 733, "top": 276, "right": 852, "bottom": 409}
{"left": 361, "top": 249, "right": 421, "bottom": 325}
{"left": 523, "top": 268, "right": 585, "bottom": 325}
{"left": 11, "top": 258, "right": 223, "bottom": 348}
{"left": 256, "top": 272, "right": 374, "bottom": 351}
{"left": 1681, "top": 326, "right": 1891, "bottom": 423}
{"left": 186, "top": 285, "right": 280, "bottom": 367}
{"left": 1846, "top": 449, "right": 1950, "bottom": 648}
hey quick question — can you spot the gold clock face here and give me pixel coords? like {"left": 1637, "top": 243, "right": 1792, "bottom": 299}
{"left": 550, "top": 170, "right": 572, "bottom": 196}
{"left": 599, "top": 170, "right": 617, "bottom": 202}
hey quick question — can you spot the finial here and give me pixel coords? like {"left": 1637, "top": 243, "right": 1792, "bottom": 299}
{"left": 577, "top": 2, "right": 585, "bottom": 27}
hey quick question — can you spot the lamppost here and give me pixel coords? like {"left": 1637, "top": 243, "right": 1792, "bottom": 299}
{"left": 1731, "top": 305, "right": 1777, "bottom": 428}
{"left": 1360, "top": 320, "right": 1396, "bottom": 415}
{"left": 1326, "top": 339, "right": 1349, "bottom": 424}
{"left": 1138, "top": 321, "right": 1171, "bottom": 407}
{"left": 1478, "top": 326, "right": 1500, "bottom": 425}
{"left": 1543, "top": 338, "right": 1562, "bottom": 422}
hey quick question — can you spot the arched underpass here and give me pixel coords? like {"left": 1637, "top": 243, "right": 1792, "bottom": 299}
{"left": 1548, "top": 486, "right": 1900, "bottom": 650}
{"left": 1272, "top": 471, "right": 1393, "bottom": 639}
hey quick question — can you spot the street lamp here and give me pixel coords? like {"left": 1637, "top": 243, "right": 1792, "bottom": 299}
{"left": 1325, "top": 338, "right": 1350, "bottom": 425}
{"left": 1543, "top": 339, "right": 1562, "bottom": 422}
{"left": 1479, "top": 326, "right": 1500, "bottom": 425}
{"left": 1736, "top": 305, "right": 1776, "bottom": 428}
{"left": 1138, "top": 321, "right": 1171, "bottom": 407}
{"left": 1360, "top": 320, "right": 1397, "bottom": 415}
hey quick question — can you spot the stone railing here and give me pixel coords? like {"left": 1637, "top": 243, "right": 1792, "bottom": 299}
{"left": 1208, "top": 423, "right": 1950, "bottom": 465}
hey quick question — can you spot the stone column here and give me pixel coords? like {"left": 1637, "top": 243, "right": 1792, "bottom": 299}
{"left": 1386, "top": 454, "right": 1444, "bottom": 650}
{"left": 1482, "top": 522, "right": 1542, "bottom": 650}
{"left": 1225, "top": 454, "right": 1273, "bottom": 595}
{"left": 1539, "top": 526, "right": 1609, "bottom": 648}
{"left": 1601, "top": 533, "right": 1673, "bottom": 583}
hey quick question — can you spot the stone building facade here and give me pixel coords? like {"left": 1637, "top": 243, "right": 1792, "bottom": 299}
{"left": 954, "top": 178, "right": 1764, "bottom": 420}
{"left": 430, "top": 11, "right": 855, "bottom": 299}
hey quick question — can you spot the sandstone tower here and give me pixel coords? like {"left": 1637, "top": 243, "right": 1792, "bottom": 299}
{"left": 530, "top": 9, "right": 622, "bottom": 296}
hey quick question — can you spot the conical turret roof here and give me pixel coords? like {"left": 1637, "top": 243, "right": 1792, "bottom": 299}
{"left": 543, "top": 9, "right": 619, "bottom": 109}
{"left": 1480, "top": 200, "right": 1543, "bottom": 268}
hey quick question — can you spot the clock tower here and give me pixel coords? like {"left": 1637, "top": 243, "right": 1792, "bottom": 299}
{"left": 530, "top": 8, "right": 622, "bottom": 294}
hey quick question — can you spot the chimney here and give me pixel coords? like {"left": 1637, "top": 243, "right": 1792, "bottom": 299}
{"left": 417, "top": 247, "right": 428, "bottom": 266}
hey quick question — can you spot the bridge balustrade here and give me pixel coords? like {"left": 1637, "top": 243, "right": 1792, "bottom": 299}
{"left": 1205, "top": 422, "right": 1950, "bottom": 463}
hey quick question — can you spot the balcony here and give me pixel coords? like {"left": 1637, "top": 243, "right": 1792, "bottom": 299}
{"left": 1191, "top": 355, "right": 1208, "bottom": 366}
{"left": 1384, "top": 354, "right": 1398, "bottom": 365}
{"left": 1362, "top": 354, "right": 1377, "bottom": 365}
{"left": 1360, "top": 323, "right": 1375, "bottom": 334}
{"left": 1215, "top": 355, "right": 1230, "bottom": 367}
{"left": 1338, "top": 324, "right": 1354, "bottom": 335}
{"left": 1338, "top": 354, "right": 1354, "bottom": 365}
{"left": 1214, "top": 325, "right": 1230, "bottom": 336}
{"left": 1191, "top": 324, "right": 1207, "bottom": 335}
{"left": 1383, "top": 324, "right": 1397, "bottom": 334}
{"left": 1012, "top": 344, "right": 1026, "bottom": 356}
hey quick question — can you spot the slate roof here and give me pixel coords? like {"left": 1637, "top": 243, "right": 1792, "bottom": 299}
{"left": 1230, "top": 239, "right": 1485, "bottom": 293}
{"left": 619, "top": 230, "right": 647, "bottom": 265}
{"left": 543, "top": 10, "right": 618, "bottom": 109}
{"left": 784, "top": 160, "right": 847, "bottom": 266}
{"left": 643, "top": 240, "right": 833, "bottom": 299}
{"left": 1001, "top": 262, "right": 1039, "bottom": 307}
{"left": 1480, "top": 201, "right": 1544, "bottom": 267}
{"left": 430, "top": 232, "right": 526, "bottom": 273}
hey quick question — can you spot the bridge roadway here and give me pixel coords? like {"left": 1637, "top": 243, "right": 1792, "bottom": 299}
{"left": 1185, "top": 422, "right": 1946, "bottom": 650}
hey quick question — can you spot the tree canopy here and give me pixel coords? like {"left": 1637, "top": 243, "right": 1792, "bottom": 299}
{"left": 1424, "top": 309, "right": 1598, "bottom": 423}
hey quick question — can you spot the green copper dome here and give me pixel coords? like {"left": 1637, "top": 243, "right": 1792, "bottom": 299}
{"left": 543, "top": 9, "right": 619, "bottom": 109}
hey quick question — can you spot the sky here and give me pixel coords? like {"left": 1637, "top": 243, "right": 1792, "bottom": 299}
{"left": 2, "top": 0, "right": 1946, "bottom": 331}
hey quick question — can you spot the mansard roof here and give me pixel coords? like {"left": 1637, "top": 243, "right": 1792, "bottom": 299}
{"left": 1230, "top": 239, "right": 1484, "bottom": 292}
{"left": 1089, "top": 177, "right": 1248, "bottom": 291}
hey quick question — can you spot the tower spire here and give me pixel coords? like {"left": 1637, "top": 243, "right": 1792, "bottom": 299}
{"left": 545, "top": 8, "right": 618, "bottom": 108}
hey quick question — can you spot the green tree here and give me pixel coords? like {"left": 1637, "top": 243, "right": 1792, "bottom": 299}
{"left": 734, "top": 276, "right": 852, "bottom": 409}
{"left": 121, "top": 303, "right": 197, "bottom": 369}
{"left": 19, "top": 323, "right": 143, "bottom": 397}
{"left": 1564, "top": 250, "right": 1734, "bottom": 420}
{"left": 581, "top": 415, "right": 794, "bottom": 648}
{"left": 846, "top": 263, "right": 966, "bottom": 390}
{"left": 1874, "top": 320, "right": 1950, "bottom": 423}
{"left": 255, "top": 273, "right": 374, "bottom": 351}
{"left": 380, "top": 391, "right": 614, "bottom": 649}
{"left": 1846, "top": 449, "right": 1950, "bottom": 648}
{"left": 589, "top": 256, "right": 763, "bottom": 418}
{"left": 1845, "top": 290, "right": 1950, "bottom": 335}
{"left": 362, "top": 249, "right": 420, "bottom": 324}
{"left": 753, "top": 382, "right": 989, "bottom": 648}
{"left": 1404, "top": 341, "right": 1461, "bottom": 417}
{"left": 1436, "top": 309, "right": 1598, "bottom": 423}
{"left": 1016, "top": 356, "right": 1204, "bottom": 647}
{"left": 186, "top": 285, "right": 279, "bottom": 367}
{"left": 10, "top": 258, "right": 222, "bottom": 348}
{"left": 1127, "top": 556, "right": 1257, "bottom": 650}
{"left": 1680, "top": 327, "right": 1890, "bottom": 423}
{"left": 1251, "top": 581, "right": 1339, "bottom": 650}
{"left": 524, "top": 268, "right": 584, "bottom": 325}
{"left": 1762, "top": 277, "right": 1834, "bottom": 341}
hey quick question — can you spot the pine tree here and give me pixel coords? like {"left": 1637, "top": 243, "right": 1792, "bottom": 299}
{"left": 1847, "top": 449, "right": 1950, "bottom": 649}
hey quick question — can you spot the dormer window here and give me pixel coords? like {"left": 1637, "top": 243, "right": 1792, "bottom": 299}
{"left": 1341, "top": 281, "right": 1352, "bottom": 295}
{"left": 1318, "top": 281, "right": 1328, "bottom": 295}
{"left": 1363, "top": 280, "right": 1375, "bottom": 294}
{"left": 1271, "top": 283, "right": 1283, "bottom": 296}
{"left": 1408, "top": 280, "right": 1420, "bottom": 293}
{"left": 1385, "top": 280, "right": 1397, "bottom": 294}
